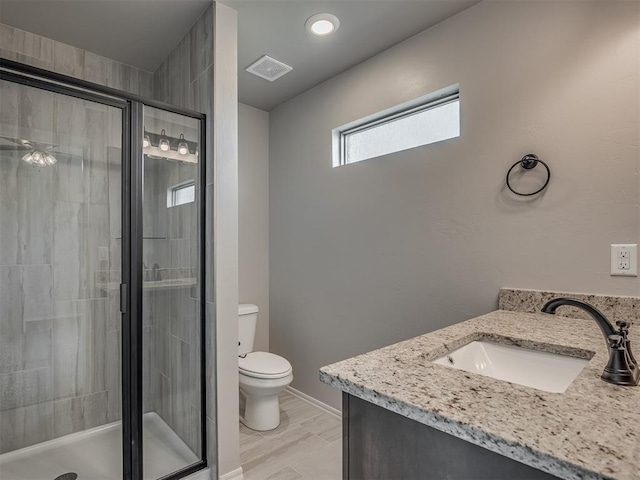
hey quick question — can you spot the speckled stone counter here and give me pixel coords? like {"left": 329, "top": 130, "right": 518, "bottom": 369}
{"left": 320, "top": 307, "right": 640, "bottom": 480}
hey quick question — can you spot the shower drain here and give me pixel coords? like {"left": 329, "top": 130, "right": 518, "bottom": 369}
{"left": 54, "top": 474, "right": 78, "bottom": 480}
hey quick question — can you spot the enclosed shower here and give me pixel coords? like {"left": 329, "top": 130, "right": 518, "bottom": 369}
{"left": 0, "top": 61, "right": 207, "bottom": 480}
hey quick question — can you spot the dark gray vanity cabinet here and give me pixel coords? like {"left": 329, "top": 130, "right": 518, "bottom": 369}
{"left": 342, "top": 393, "right": 560, "bottom": 480}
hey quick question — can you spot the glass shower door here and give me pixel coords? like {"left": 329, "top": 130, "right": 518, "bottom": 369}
{"left": 0, "top": 77, "right": 125, "bottom": 479}
{"left": 140, "top": 105, "right": 205, "bottom": 479}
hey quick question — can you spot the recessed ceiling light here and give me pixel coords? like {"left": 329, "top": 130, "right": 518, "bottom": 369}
{"left": 305, "top": 13, "right": 340, "bottom": 37}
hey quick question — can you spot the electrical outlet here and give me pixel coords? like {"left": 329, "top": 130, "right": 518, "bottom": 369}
{"left": 611, "top": 244, "right": 637, "bottom": 277}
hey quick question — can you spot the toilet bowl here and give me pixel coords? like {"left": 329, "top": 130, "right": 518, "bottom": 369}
{"left": 238, "top": 304, "right": 293, "bottom": 431}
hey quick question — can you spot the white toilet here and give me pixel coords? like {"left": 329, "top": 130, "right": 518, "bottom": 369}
{"left": 238, "top": 304, "right": 293, "bottom": 431}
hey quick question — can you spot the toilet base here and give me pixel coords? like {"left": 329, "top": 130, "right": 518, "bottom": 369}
{"left": 239, "top": 372, "right": 293, "bottom": 431}
{"left": 241, "top": 393, "right": 281, "bottom": 431}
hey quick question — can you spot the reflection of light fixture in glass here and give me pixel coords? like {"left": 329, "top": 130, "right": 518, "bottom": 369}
{"left": 177, "top": 134, "right": 189, "bottom": 155}
{"left": 143, "top": 134, "right": 151, "bottom": 148}
{"left": 158, "top": 129, "right": 170, "bottom": 152}
{"left": 22, "top": 150, "right": 57, "bottom": 167}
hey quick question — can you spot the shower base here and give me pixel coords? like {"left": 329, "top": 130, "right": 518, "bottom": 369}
{"left": 0, "top": 412, "right": 199, "bottom": 480}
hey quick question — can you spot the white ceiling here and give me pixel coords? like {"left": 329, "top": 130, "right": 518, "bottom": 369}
{"left": 225, "top": 0, "right": 480, "bottom": 111}
{"left": 0, "top": 0, "right": 480, "bottom": 111}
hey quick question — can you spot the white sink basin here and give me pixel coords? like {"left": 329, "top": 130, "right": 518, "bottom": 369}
{"left": 433, "top": 341, "right": 589, "bottom": 393}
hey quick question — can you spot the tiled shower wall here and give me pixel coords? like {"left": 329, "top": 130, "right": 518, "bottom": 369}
{"left": 0, "top": 24, "right": 153, "bottom": 97}
{"left": 0, "top": 6, "right": 214, "bottom": 458}
{"left": 0, "top": 80, "right": 124, "bottom": 453}
{"left": 0, "top": 25, "right": 153, "bottom": 452}
{"left": 150, "top": 3, "right": 215, "bottom": 458}
{"left": 142, "top": 152, "right": 201, "bottom": 454}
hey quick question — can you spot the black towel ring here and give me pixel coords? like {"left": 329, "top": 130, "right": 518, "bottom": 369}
{"left": 506, "top": 154, "right": 551, "bottom": 196}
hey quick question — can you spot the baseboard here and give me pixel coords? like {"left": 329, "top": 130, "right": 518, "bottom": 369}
{"left": 285, "top": 386, "right": 341, "bottom": 418}
{"left": 219, "top": 467, "right": 244, "bottom": 480}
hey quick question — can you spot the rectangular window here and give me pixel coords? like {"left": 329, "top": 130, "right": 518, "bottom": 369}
{"left": 334, "top": 88, "right": 460, "bottom": 167}
{"left": 167, "top": 180, "right": 195, "bottom": 208}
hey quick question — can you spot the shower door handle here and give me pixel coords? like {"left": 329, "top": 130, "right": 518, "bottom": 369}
{"left": 120, "top": 283, "right": 128, "bottom": 314}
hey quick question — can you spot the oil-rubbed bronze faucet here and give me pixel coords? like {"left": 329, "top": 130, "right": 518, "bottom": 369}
{"left": 541, "top": 298, "right": 639, "bottom": 386}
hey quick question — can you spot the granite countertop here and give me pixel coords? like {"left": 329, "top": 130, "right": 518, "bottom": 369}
{"left": 320, "top": 310, "right": 640, "bottom": 480}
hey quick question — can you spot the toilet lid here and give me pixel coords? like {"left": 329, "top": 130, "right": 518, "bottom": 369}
{"left": 239, "top": 352, "right": 292, "bottom": 379}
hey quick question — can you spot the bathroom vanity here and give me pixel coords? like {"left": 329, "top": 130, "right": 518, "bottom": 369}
{"left": 320, "top": 289, "right": 640, "bottom": 480}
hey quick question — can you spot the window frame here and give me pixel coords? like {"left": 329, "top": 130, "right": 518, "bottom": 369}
{"left": 167, "top": 179, "right": 196, "bottom": 208}
{"left": 334, "top": 87, "right": 460, "bottom": 167}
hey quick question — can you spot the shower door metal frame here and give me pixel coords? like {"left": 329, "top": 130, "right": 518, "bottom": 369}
{"left": 0, "top": 58, "right": 209, "bottom": 480}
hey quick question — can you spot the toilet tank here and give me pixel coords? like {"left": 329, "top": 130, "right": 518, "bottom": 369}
{"left": 238, "top": 304, "right": 258, "bottom": 355}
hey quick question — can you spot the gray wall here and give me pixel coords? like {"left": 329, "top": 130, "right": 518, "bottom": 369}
{"left": 269, "top": 0, "right": 640, "bottom": 409}
{"left": 211, "top": 4, "right": 240, "bottom": 477}
{"left": 146, "top": 5, "right": 241, "bottom": 476}
{"left": 239, "top": 102, "right": 270, "bottom": 352}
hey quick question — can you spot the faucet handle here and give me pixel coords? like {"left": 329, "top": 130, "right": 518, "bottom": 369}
{"left": 608, "top": 334, "right": 624, "bottom": 348}
{"left": 616, "top": 321, "right": 631, "bottom": 336}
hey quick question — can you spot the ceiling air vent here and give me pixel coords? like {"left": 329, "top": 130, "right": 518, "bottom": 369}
{"left": 245, "top": 55, "right": 292, "bottom": 82}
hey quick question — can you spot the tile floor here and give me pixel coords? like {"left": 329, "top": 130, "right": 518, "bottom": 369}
{"left": 239, "top": 391, "right": 342, "bottom": 480}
